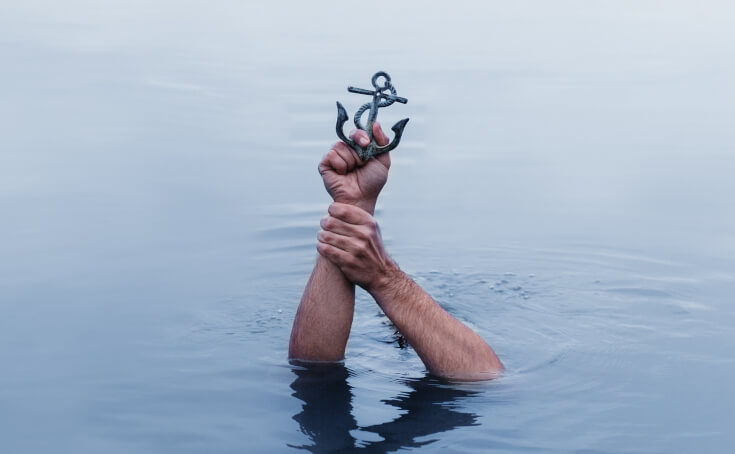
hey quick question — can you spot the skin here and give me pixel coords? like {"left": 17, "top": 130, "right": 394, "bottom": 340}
{"left": 288, "top": 124, "right": 391, "bottom": 361}
{"left": 289, "top": 124, "right": 502, "bottom": 380}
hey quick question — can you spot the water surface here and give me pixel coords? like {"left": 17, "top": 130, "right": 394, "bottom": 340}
{"left": 1, "top": 1, "right": 734, "bottom": 453}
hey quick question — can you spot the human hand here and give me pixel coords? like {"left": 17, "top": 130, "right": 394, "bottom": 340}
{"left": 318, "top": 123, "right": 391, "bottom": 214}
{"left": 317, "top": 202, "right": 397, "bottom": 290}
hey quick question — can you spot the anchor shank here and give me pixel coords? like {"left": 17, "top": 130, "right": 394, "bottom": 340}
{"left": 366, "top": 97, "right": 379, "bottom": 144}
{"left": 368, "top": 97, "right": 380, "bottom": 125}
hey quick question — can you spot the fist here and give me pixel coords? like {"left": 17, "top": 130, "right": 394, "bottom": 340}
{"left": 318, "top": 123, "right": 391, "bottom": 214}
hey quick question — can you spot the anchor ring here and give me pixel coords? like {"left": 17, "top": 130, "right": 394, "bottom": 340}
{"left": 371, "top": 71, "right": 391, "bottom": 90}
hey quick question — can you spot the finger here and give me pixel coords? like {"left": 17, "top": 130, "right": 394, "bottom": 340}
{"left": 372, "top": 122, "right": 389, "bottom": 147}
{"left": 328, "top": 202, "right": 374, "bottom": 225}
{"left": 317, "top": 241, "right": 353, "bottom": 268}
{"left": 317, "top": 229, "right": 362, "bottom": 254}
{"left": 349, "top": 129, "right": 370, "bottom": 148}
{"left": 332, "top": 141, "right": 359, "bottom": 171}
{"left": 318, "top": 148, "right": 349, "bottom": 176}
{"left": 320, "top": 214, "right": 361, "bottom": 237}
{"left": 370, "top": 122, "right": 391, "bottom": 168}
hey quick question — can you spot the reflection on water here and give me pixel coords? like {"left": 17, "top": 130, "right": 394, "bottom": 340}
{"left": 290, "top": 363, "right": 479, "bottom": 453}
{"left": 290, "top": 364, "right": 357, "bottom": 452}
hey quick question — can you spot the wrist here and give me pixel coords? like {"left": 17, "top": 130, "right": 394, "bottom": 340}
{"left": 354, "top": 199, "right": 377, "bottom": 215}
{"left": 364, "top": 259, "right": 402, "bottom": 296}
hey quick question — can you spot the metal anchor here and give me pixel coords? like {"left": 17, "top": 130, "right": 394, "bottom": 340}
{"left": 335, "top": 71, "right": 409, "bottom": 161}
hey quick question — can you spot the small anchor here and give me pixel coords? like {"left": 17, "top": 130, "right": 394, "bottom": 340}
{"left": 335, "top": 71, "right": 409, "bottom": 161}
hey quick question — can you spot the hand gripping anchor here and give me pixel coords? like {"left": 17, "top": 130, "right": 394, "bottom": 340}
{"left": 335, "top": 71, "right": 409, "bottom": 161}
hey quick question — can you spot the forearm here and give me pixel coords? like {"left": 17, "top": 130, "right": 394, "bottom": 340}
{"left": 369, "top": 266, "right": 503, "bottom": 380}
{"left": 289, "top": 255, "right": 355, "bottom": 361}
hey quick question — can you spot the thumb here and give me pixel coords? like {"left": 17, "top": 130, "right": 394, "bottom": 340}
{"left": 349, "top": 129, "right": 371, "bottom": 149}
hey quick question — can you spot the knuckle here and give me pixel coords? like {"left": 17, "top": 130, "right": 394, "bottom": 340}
{"left": 327, "top": 148, "right": 341, "bottom": 163}
{"left": 355, "top": 240, "right": 368, "bottom": 255}
{"left": 333, "top": 143, "right": 348, "bottom": 155}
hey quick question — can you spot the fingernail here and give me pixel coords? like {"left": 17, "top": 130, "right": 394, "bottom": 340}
{"left": 359, "top": 136, "right": 369, "bottom": 146}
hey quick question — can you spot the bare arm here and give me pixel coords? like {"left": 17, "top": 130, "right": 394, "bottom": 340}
{"left": 288, "top": 124, "right": 391, "bottom": 361}
{"left": 288, "top": 255, "right": 355, "bottom": 361}
{"left": 316, "top": 203, "right": 503, "bottom": 380}
{"left": 369, "top": 268, "right": 502, "bottom": 380}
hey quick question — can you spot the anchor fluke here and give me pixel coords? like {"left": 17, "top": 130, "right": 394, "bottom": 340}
{"left": 335, "top": 101, "right": 354, "bottom": 147}
{"left": 381, "top": 117, "right": 410, "bottom": 154}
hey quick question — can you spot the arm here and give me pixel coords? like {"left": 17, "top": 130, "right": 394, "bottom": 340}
{"left": 316, "top": 203, "right": 503, "bottom": 380}
{"left": 288, "top": 255, "right": 356, "bottom": 361}
{"left": 370, "top": 268, "right": 503, "bottom": 380}
{"left": 288, "top": 124, "right": 391, "bottom": 361}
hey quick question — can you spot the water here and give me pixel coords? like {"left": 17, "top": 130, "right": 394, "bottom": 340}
{"left": 1, "top": 1, "right": 734, "bottom": 452}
